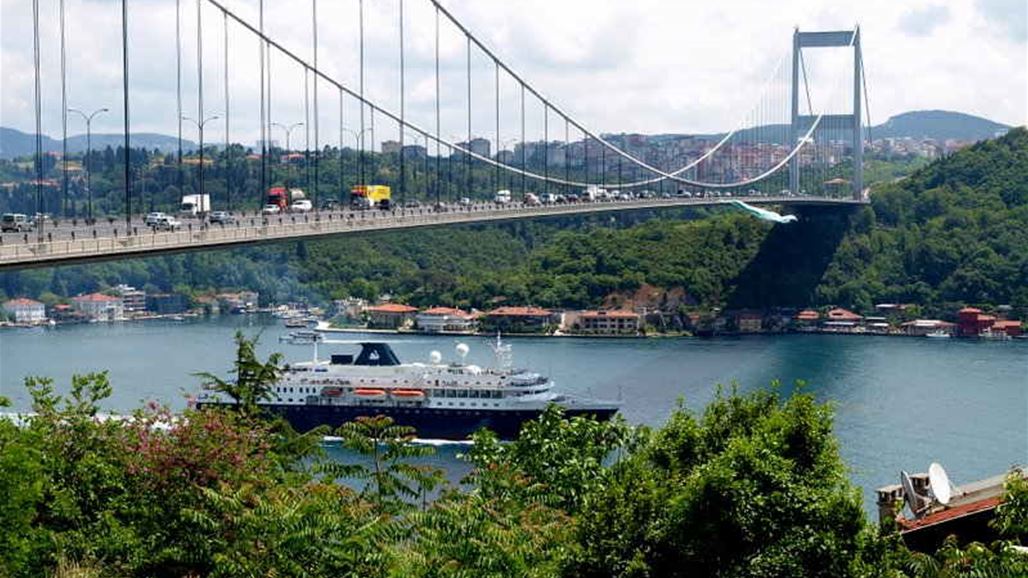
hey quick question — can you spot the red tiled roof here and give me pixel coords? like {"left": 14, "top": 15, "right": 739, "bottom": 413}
{"left": 827, "top": 308, "right": 862, "bottom": 321}
{"left": 992, "top": 320, "right": 1021, "bottom": 329}
{"left": 488, "top": 306, "right": 552, "bottom": 317}
{"left": 366, "top": 303, "right": 417, "bottom": 313}
{"left": 579, "top": 310, "right": 639, "bottom": 319}
{"left": 796, "top": 309, "right": 820, "bottom": 321}
{"left": 958, "top": 307, "right": 982, "bottom": 314}
{"left": 420, "top": 306, "right": 471, "bottom": 318}
{"left": 3, "top": 297, "right": 43, "bottom": 307}
{"left": 72, "top": 292, "right": 120, "bottom": 303}
{"left": 899, "top": 496, "right": 1002, "bottom": 531}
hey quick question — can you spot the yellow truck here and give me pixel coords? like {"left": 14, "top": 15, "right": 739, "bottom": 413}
{"left": 351, "top": 185, "right": 392, "bottom": 210}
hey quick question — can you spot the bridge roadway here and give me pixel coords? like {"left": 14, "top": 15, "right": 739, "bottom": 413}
{"left": 0, "top": 196, "right": 864, "bottom": 271}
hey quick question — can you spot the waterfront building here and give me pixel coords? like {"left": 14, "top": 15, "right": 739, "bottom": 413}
{"left": 901, "top": 319, "right": 956, "bottom": 336}
{"left": 365, "top": 303, "right": 418, "bottom": 329}
{"left": 72, "top": 293, "right": 125, "bottom": 321}
{"left": 957, "top": 307, "right": 996, "bottom": 337}
{"left": 990, "top": 320, "right": 1023, "bottom": 338}
{"left": 573, "top": 310, "right": 641, "bottom": 335}
{"left": 733, "top": 311, "right": 764, "bottom": 334}
{"left": 2, "top": 297, "right": 46, "bottom": 324}
{"left": 217, "top": 291, "right": 259, "bottom": 313}
{"left": 415, "top": 307, "right": 476, "bottom": 333}
{"left": 114, "top": 284, "right": 147, "bottom": 315}
{"left": 146, "top": 293, "right": 188, "bottom": 315}
{"left": 483, "top": 306, "right": 555, "bottom": 333}
{"left": 794, "top": 309, "right": 820, "bottom": 329}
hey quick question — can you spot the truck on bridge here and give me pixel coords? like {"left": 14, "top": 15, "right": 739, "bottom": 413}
{"left": 351, "top": 185, "right": 392, "bottom": 210}
{"left": 179, "top": 194, "right": 211, "bottom": 217}
{"left": 266, "top": 187, "right": 307, "bottom": 211}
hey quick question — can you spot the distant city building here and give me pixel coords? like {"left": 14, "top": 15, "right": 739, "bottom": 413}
{"left": 365, "top": 303, "right": 418, "bottom": 329}
{"left": 453, "top": 137, "right": 491, "bottom": 159}
{"left": 381, "top": 140, "right": 402, "bottom": 155}
{"left": 72, "top": 293, "right": 125, "bottom": 321}
{"left": 115, "top": 284, "right": 147, "bottom": 314}
{"left": 147, "top": 293, "right": 188, "bottom": 315}
{"left": 574, "top": 310, "right": 641, "bottom": 335}
{"left": 401, "top": 144, "right": 427, "bottom": 159}
{"left": 415, "top": 307, "right": 476, "bottom": 333}
{"left": 2, "top": 297, "right": 46, "bottom": 324}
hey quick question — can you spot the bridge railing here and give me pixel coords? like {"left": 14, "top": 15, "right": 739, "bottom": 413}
{"left": 0, "top": 196, "right": 862, "bottom": 268}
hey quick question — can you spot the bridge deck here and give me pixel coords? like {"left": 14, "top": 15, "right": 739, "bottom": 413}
{"left": 0, "top": 196, "right": 864, "bottom": 270}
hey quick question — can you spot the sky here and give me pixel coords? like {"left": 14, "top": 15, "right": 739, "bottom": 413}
{"left": 1, "top": 0, "right": 1025, "bottom": 148}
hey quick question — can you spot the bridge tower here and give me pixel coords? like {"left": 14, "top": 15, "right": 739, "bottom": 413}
{"left": 789, "top": 28, "right": 864, "bottom": 200}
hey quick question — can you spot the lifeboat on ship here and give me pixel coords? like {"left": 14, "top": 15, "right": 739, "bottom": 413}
{"left": 391, "top": 389, "right": 425, "bottom": 399}
{"left": 354, "top": 388, "right": 388, "bottom": 399}
{"left": 320, "top": 387, "right": 343, "bottom": 397}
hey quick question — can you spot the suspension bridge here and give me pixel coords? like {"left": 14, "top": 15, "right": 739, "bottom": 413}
{"left": 3, "top": 0, "right": 871, "bottom": 271}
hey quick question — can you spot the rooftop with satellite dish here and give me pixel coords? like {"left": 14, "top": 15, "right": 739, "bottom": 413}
{"left": 876, "top": 462, "right": 1026, "bottom": 552}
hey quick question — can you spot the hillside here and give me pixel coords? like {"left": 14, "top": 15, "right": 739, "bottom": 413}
{"left": 0, "top": 127, "right": 197, "bottom": 159}
{"left": 816, "top": 127, "right": 1028, "bottom": 312}
{"left": 872, "top": 110, "right": 1011, "bottom": 142}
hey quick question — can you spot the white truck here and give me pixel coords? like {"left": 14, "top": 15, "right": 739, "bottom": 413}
{"left": 180, "top": 194, "right": 211, "bottom": 217}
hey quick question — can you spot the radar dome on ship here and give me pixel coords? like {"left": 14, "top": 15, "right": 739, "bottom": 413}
{"left": 456, "top": 343, "right": 470, "bottom": 358}
{"left": 429, "top": 351, "right": 442, "bottom": 364}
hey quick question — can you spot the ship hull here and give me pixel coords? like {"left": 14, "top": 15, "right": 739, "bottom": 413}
{"left": 199, "top": 402, "right": 618, "bottom": 441}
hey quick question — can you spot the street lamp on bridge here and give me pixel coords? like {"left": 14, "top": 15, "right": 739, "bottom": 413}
{"left": 271, "top": 122, "right": 304, "bottom": 153}
{"left": 182, "top": 114, "right": 220, "bottom": 206}
{"left": 68, "top": 107, "right": 109, "bottom": 221}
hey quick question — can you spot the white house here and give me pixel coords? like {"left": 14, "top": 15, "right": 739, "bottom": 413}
{"left": 415, "top": 307, "right": 476, "bottom": 333}
{"left": 72, "top": 292, "right": 125, "bottom": 321}
{"left": 2, "top": 297, "right": 47, "bottom": 324}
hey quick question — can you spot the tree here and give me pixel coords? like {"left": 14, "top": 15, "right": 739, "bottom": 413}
{"left": 195, "top": 331, "right": 281, "bottom": 418}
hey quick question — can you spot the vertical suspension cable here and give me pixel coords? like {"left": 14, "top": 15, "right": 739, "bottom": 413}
{"left": 338, "top": 88, "right": 344, "bottom": 200}
{"left": 258, "top": 0, "right": 266, "bottom": 209}
{"left": 312, "top": 0, "right": 319, "bottom": 208}
{"left": 399, "top": 0, "right": 405, "bottom": 204}
{"left": 122, "top": 0, "right": 131, "bottom": 227}
{"left": 466, "top": 36, "right": 472, "bottom": 197}
{"left": 32, "top": 0, "right": 43, "bottom": 238}
{"left": 543, "top": 104, "right": 548, "bottom": 197}
{"left": 177, "top": 0, "right": 184, "bottom": 204}
{"left": 564, "top": 118, "right": 569, "bottom": 194}
{"left": 305, "top": 67, "right": 311, "bottom": 191}
{"left": 434, "top": 5, "right": 441, "bottom": 206}
{"left": 520, "top": 83, "right": 525, "bottom": 198}
{"left": 224, "top": 11, "right": 230, "bottom": 211}
{"left": 197, "top": 0, "right": 205, "bottom": 206}
{"left": 494, "top": 60, "right": 500, "bottom": 195}
{"left": 359, "top": 0, "right": 365, "bottom": 188}
{"left": 60, "top": 0, "right": 69, "bottom": 218}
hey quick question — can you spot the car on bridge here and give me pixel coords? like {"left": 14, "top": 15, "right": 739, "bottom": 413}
{"left": 151, "top": 215, "right": 182, "bottom": 231}
{"left": 144, "top": 212, "right": 169, "bottom": 227}
{"left": 290, "top": 199, "right": 313, "bottom": 213}
{"left": 208, "top": 211, "right": 234, "bottom": 225}
{"left": 262, "top": 204, "right": 281, "bottom": 215}
{"left": 1, "top": 213, "right": 33, "bottom": 232}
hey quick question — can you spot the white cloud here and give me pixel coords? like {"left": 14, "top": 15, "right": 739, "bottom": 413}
{"left": 1, "top": 0, "right": 1025, "bottom": 148}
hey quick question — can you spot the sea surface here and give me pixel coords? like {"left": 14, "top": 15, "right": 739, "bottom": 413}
{"left": 1, "top": 314, "right": 1025, "bottom": 513}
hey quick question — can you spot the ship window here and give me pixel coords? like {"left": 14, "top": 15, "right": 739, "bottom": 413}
{"left": 459, "top": 402, "right": 465, "bottom": 407}
{"left": 458, "top": 390, "right": 468, "bottom": 398}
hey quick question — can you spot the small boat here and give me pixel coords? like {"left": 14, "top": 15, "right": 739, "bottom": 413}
{"left": 925, "top": 330, "right": 951, "bottom": 339}
{"left": 284, "top": 318, "right": 309, "bottom": 328}
{"left": 279, "top": 330, "right": 324, "bottom": 344}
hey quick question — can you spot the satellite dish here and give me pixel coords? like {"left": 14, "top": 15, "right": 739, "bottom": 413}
{"left": 901, "top": 470, "right": 929, "bottom": 517}
{"left": 928, "top": 463, "right": 953, "bottom": 505}
{"left": 429, "top": 350, "right": 442, "bottom": 364}
{"left": 456, "top": 343, "right": 469, "bottom": 359}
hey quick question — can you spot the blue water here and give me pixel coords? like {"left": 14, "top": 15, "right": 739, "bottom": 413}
{"left": 1, "top": 315, "right": 1025, "bottom": 513}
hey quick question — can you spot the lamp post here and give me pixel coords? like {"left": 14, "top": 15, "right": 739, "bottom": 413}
{"left": 68, "top": 107, "right": 108, "bottom": 220}
{"left": 343, "top": 127, "right": 372, "bottom": 187}
{"left": 403, "top": 131, "right": 428, "bottom": 202}
{"left": 271, "top": 121, "right": 303, "bottom": 153}
{"left": 182, "top": 114, "right": 220, "bottom": 205}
